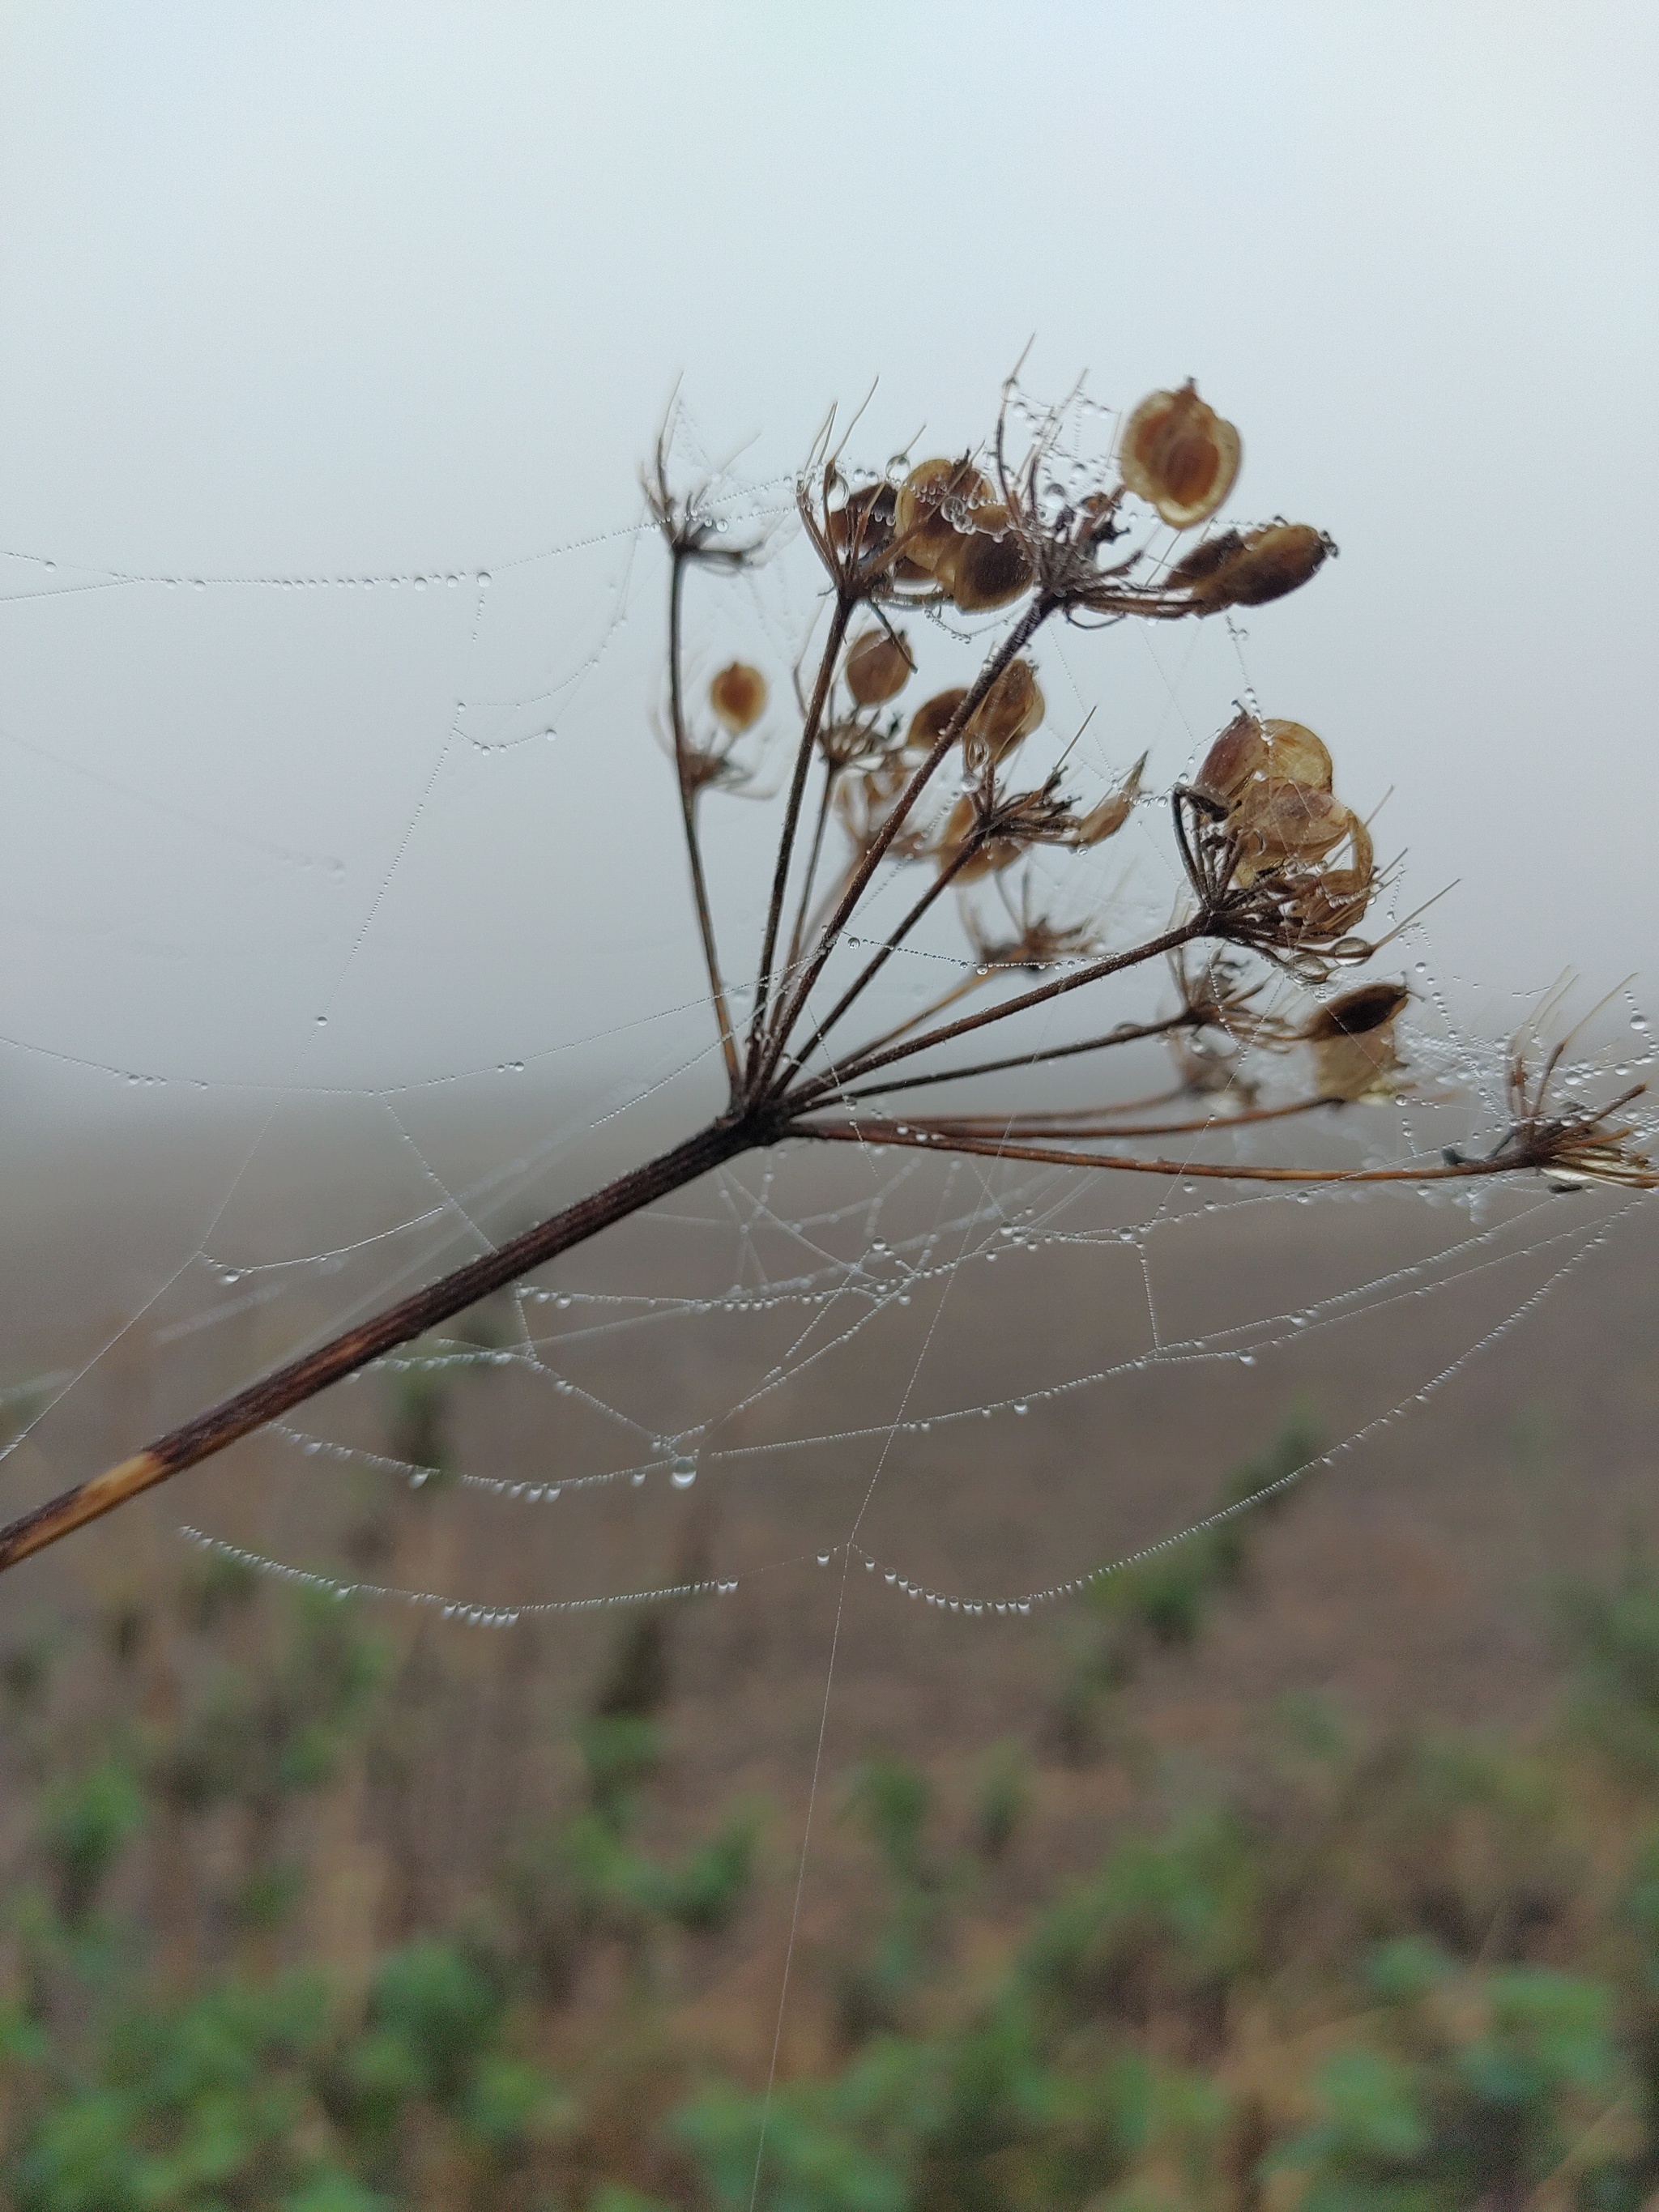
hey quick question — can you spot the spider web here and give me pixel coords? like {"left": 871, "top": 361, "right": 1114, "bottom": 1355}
{"left": 1, "top": 394, "right": 1654, "bottom": 1647}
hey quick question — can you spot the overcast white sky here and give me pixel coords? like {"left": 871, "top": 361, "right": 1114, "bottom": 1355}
{"left": 0, "top": 1, "right": 1654, "bottom": 1117}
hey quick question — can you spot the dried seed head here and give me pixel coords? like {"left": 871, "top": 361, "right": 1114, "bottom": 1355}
{"left": 709, "top": 661, "right": 767, "bottom": 735}
{"left": 906, "top": 687, "right": 969, "bottom": 757}
{"left": 949, "top": 505, "right": 1035, "bottom": 613}
{"left": 1073, "top": 752, "right": 1147, "bottom": 846}
{"left": 845, "top": 627, "right": 915, "bottom": 707}
{"left": 1182, "top": 522, "right": 1332, "bottom": 612}
{"left": 1303, "top": 980, "right": 1409, "bottom": 1101}
{"left": 937, "top": 794, "right": 1023, "bottom": 882}
{"left": 1119, "top": 381, "right": 1242, "bottom": 529}
{"left": 963, "top": 658, "right": 1043, "bottom": 773}
{"left": 894, "top": 458, "right": 993, "bottom": 580}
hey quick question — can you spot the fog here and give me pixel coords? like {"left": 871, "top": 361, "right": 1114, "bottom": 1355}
{"left": 0, "top": 2, "right": 1654, "bottom": 1116}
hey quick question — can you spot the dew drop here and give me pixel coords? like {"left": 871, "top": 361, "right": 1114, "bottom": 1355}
{"left": 670, "top": 1453, "right": 698, "bottom": 1490}
{"left": 817, "top": 1551, "right": 830, "bottom": 1566}
{"left": 476, "top": 571, "right": 493, "bottom": 588}
{"left": 1238, "top": 1352, "right": 1256, "bottom": 1366}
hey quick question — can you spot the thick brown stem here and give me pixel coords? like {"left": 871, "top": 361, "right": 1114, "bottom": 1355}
{"left": 0, "top": 1119, "right": 752, "bottom": 1575}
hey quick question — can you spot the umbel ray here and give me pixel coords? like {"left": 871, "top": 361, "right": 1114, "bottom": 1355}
{"left": 2, "top": 376, "right": 1650, "bottom": 1575}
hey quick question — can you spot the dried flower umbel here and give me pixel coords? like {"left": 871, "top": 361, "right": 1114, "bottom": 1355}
{"left": 3, "top": 377, "right": 1649, "bottom": 1574}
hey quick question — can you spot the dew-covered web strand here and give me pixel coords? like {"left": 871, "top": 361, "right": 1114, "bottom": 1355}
{"left": 0, "top": 508, "right": 669, "bottom": 1480}
{"left": 5, "top": 420, "right": 1653, "bottom": 1647}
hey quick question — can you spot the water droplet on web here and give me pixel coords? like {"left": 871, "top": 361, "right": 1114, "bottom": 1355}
{"left": 314, "top": 1014, "right": 327, "bottom": 1027}
{"left": 670, "top": 1452, "right": 697, "bottom": 1489}
{"left": 1014, "top": 1401, "right": 1028, "bottom": 1415}
{"left": 1238, "top": 1352, "right": 1256, "bottom": 1366}
{"left": 476, "top": 571, "right": 493, "bottom": 589}
{"left": 630, "top": 1470, "right": 646, "bottom": 1486}
{"left": 817, "top": 1551, "right": 830, "bottom": 1566}
{"left": 1632, "top": 1015, "right": 1648, "bottom": 1034}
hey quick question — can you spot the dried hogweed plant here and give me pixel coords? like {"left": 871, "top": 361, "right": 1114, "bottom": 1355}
{"left": 3, "top": 377, "right": 1651, "bottom": 1574}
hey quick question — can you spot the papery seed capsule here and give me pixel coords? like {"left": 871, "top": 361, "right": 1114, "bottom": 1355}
{"left": 906, "top": 687, "right": 969, "bottom": 757}
{"left": 1193, "top": 710, "right": 1268, "bottom": 802}
{"left": 1260, "top": 719, "right": 1333, "bottom": 791}
{"left": 709, "top": 662, "right": 767, "bottom": 733}
{"left": 964, "top": 658, "right": 1043, "bottom": 770}
{"left": 1236, "top": 783, "right": 1352, "bottom": 868}
{"left": 949, "top": 505, "right": 1035, "bottom": 612}
{"left": 845, "top": 627, "right": 915, "bottom": 706}
{"left": 826, "top": 483, "right": 896, "bottom": 557}
{"left": 1119, "top": 381, "right": 1241, "bottom": 529}
{"left": 894, "top": 457, "right": 993, "bottom": 578}
{"left": 1303, "top": 981, "right": 1408, "bottom": 1101}
{"left": 1187, "top": 522, "right": 1331, "bottom": 611}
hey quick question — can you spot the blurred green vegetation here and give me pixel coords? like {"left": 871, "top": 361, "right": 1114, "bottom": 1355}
{"left": 4, "top": 1411, "right": 1659, "bottom": 2209}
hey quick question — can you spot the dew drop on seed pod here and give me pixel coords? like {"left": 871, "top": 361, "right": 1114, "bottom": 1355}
{"left": 670, "top": 1453, "right": 697, "bottom": 1490}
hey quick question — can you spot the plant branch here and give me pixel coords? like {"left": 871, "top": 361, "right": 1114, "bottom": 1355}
{"left": 0, "top": 1119, "right": 753, "bottom": 1576}
{"left": 784, "top": 918, "right": 1205, "bottom": 1115}
{"left": 822, "top": 1013, "right": 1202, "bottom": 1106}
{"left": 770, "top": 841, "right": 980, "bottom": 1096}
{"left": 745, "top": 594, "right": 853, "bottom": 1082}
{"left": 792, "top": 1119, "right": 1519, "bottom": 1184}
{"left": 667, "top": 551, "right": 742, "bottom": 1096}
{"left": 756, "top": 595, "right": 1054, "bottom": 1091}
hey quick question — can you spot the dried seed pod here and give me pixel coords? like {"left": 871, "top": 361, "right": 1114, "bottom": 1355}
{"left": 1193, "top": 710, "right": 1269, "bottom": 803}
{"left": 1235, "top": 784, "right": 1354, "bottom": 875}
{"left": 1192, "top": 711, "right": 1331, "bottom": 808}
{"left": 949, "top": 505, "right": 1035, "bottom": 613}
{"left": 1259, "top": 719, "right": 1333, "bottom": 791}
{"left": 1119, "top": 381, "right": 1241, "bottom": 529}
{"left": 894, "top": 458, "right": 993, "bottom": 580}
{"left": 826, "top": 483, "right": 895, "bottom": 558}
{"left": 937, "top": 794, "right": 1022, "bottom": 882}
{"left": 1183, "top": 522, "right": 1331, "bottom": 612}
{"left": 844, "top": 627, "right": 915, "bottom": 707}
{"left": 905, "top": 687, "right": 969, "bottom": 757}
{"left": 1073, "top": 752, "right": 1147, "bottom": 846}
{"left": 1303, "top": 980, "right": 1409, "bottom": 1101}
{"left": 709, "top": 662, "right": 767, "bottom": 734}
{"left": 1167, "top": 530, "right": 1244, "bottom": 586}
{"left": 963, "top": 658, "right": 1043, "bottom": 773}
